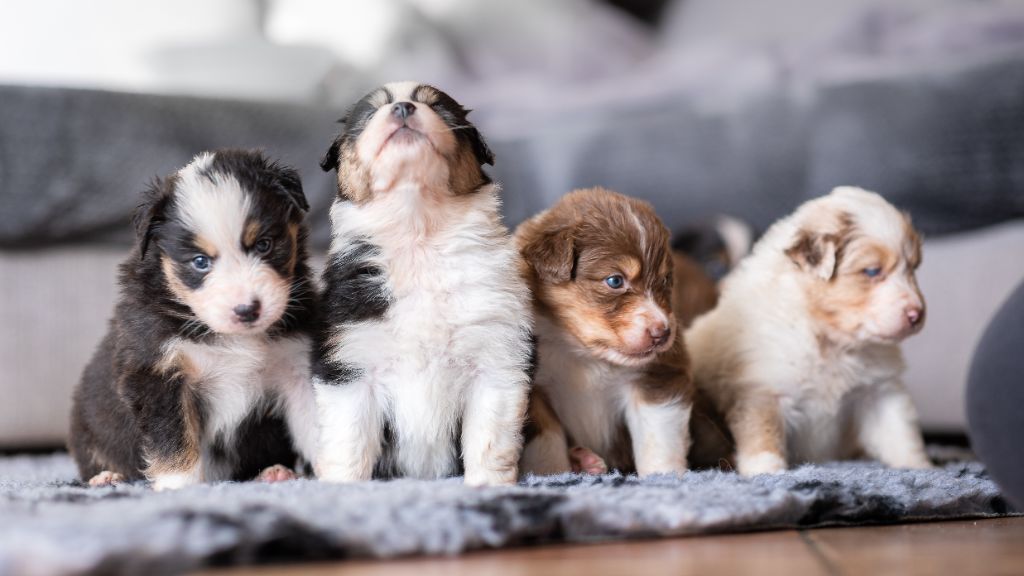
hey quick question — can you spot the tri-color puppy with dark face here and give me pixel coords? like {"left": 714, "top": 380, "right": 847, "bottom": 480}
{"left": 517, "top": 187, "right": 693, "bottom": 476}
{"left": 314, "top": 82, "right": 533, "bottom": 486}
{"left": 69, "top": 150, "right": 320, "bottom": 490}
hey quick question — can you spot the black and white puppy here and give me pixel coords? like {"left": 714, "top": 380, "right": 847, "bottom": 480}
{"left": 315, "top": 82, "right": 533, "bottom": 486}
{"left": 69, "top": 149, "right": 319, "bottom": 490}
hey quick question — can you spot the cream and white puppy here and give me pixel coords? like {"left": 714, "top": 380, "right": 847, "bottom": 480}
{"left": 313, "top": 82, "right": 533, "bottom": 486}
{"left": 686, "top": 186, "right": 932, "bottom": 475}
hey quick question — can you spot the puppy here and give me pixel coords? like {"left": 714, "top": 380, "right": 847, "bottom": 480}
{"left": 686, "top": 186, "right": 932, "bottom": 475}
{"left": 517, "top": 187, "right": 693, "bottom": 477}
{"left": 314, "top": 82, "right": 533, "bottom": 486}
{"left": 69, "top": 150, "right": 319, "bottom": 490}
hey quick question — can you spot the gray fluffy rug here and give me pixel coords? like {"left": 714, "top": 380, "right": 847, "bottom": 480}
{"left": 0, "top": 452, "right": 1011, "bottom": 576}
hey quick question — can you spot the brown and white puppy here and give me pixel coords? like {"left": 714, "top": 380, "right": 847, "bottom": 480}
{"left": 314, "top": 82, "right": 533, "bottom": 486}
{"left": 69, "top": 150, "right": 320, "bottom": 490}
{"left": 686, "top": 186, "right": 931, "bottom": 475}
{"left": 517, "top": 187, "right": 693, "bottom": 476}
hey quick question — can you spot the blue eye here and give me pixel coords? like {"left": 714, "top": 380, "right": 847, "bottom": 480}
{"left": 191, "top": 255, "right": 212, "bottom": 272}
{"left": 863, "top": 267, "right": 882, "bottom": 278}
{"left": 604, "top": 275, "right": 625, "bottom": 289}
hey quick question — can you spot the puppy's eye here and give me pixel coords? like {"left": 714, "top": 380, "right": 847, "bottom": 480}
{"left": 191, "top": 255, "right": 212, "bottom": 272}
{"left": 863, "top": 267, "right": 882, "bottom": 278}
{"left": 604, "top": 275, "right": 625, "bottom": 290}
{"left": 253, "top": 237, "right": 273, "bottom": 255}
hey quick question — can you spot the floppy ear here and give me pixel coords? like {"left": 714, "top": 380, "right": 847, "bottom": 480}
{"left": 320, "top": 116, "right": 347, "bottom": 172}
{"left": 520, "top": 225, "right": 575, "bottom": 284}
{"left": 467, "top": 126, "right": 495, "bottom": 166}
{"left": 133, "top": 177, "right": 174, "bottom": 260}
{"left": 320, "top": 137, "right": 342, "bottom": 173}
{"left": 785, "top": 230, "right": 838, "bottom": 281}
{"left": 275, "top": 165, "right": 309, "bottom": 213}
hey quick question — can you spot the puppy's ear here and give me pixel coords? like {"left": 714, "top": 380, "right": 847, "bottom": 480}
{"left": 464, "top": 108, "right": 495, "bottom": 165}
{"left": 320, "top": 115, "right": 349, "bottom": 172}
{"left": 275, "top": 165, "right": 309, "bottom": 213}
{"left": 521, "top": 225, "right": 576, "bottom": 284}
{"left": 463, "top": 115, "right": 495, "bottom": 166}
{"left": 786, "top": 230, "right": 838, "bottom": 280}
{"left": 133, "top": 177, "right": 174, "bottom": 260}
{"left": 320, "top": 136, "right": 342, "bottom": 173}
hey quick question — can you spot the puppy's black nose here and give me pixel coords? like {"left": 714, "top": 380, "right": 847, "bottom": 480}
{"left": 392, "top": 102, "right": 415, "bottom": 119}
{"left": 233, "top": 300, "right": 261, "bottom": 323}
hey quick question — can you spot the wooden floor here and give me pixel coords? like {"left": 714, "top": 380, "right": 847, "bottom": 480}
{"left": 203, "top": 517, "right": 1024, "bottom": 576}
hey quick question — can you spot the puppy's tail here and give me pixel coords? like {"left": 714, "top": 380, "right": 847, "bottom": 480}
{"left": 672, "top": 215, "right": 756, "bottom": 281}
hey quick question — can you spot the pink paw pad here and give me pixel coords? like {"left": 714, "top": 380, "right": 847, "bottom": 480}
{"left": 87, "top": 470, "right": 125, "bottom": 487}
{"left": 257, "top": 464, "right": 299, "bottom": 483}
{"left": 570, "top": 446, "right": 609, "bottom": 475}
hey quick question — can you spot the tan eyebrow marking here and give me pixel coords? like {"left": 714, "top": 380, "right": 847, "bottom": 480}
{"left": 194, "top": 234, "right": 218, "bottom": 258}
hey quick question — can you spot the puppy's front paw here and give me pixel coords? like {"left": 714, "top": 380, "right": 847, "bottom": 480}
{"left": 315, "top": 462, "right": 371, "bottom": 483}
{"left": 737, "top": 451, "right": 787, "bottom": 476}
{"left": 570, "top": 446, "right": 609, "bottom": 475}
{"left": 464, "top": 468, "right": 517, "bottom": 487}
{"left": 151, "top": 472, "right": 196, "bottom": 492}
{"left": 87, "top": 470, "right": 125, "bottom": 487}
{"left": 890, "top": 455, "right": 934, "bottom": 470}
{"left": 257, "top": 464, "right": 299, "bottom": 483}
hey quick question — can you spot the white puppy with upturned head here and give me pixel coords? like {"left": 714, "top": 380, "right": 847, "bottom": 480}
{"left": 313, "top": 82, "right": 533, "bottom": 486}
{"left": 686, "top": 187, "right": 932, "bottom": 475}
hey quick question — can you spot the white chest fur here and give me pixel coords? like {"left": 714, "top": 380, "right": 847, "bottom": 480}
{"left": 534, "top": 318, "right": 633, "bottom": 457}
{"left": 779, "top": 341, "right": 905, "bottom": 462}
{"left": 320, "top": 186, "right": 533, "bottom": 480}
{"left": 164, "top": 335, "right": 313, "bottom": 446}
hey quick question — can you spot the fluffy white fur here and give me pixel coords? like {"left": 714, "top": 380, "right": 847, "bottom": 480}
{"left": 686, "top": 186, "right": 931, "bottom": 476}
{"left": 526, "top": 317, "right": 691, "bottom": 477}
{"left": 151, "top": 335, "right": 318, "bottom": 490}
{"left": 315, "top": 82, "right": 533, "bottom": 486}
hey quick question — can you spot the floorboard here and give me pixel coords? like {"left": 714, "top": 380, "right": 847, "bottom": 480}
{"left": 199, "top": 517, "right": 1023, "bottom": 576}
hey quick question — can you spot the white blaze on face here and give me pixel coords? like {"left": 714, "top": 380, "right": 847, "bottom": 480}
{"left": 355, "top": 81, "right": 458, "bottom": 192}
{"left": 172, "top": 159, "right": 290, "bottom": 335}
{"left": 620, "top": 296, "right": 672, "bottom": 356}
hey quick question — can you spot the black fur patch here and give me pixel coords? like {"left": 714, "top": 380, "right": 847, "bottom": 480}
{"left": 312, "top": 237, "right": 391, "bottom": 385}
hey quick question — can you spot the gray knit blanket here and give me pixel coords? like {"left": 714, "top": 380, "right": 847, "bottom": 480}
{"left": 0, "top": 452, "right": 1010, "bottom": 576}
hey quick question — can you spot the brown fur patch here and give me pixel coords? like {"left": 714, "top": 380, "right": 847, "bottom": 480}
{"left": 523, "top": 388, "right": 563, "bottom": 445}
{"left": 671, "top": 251, "right": 718, "bottom": 328}
{"left": 725, "top": 391, "right": 787, "bottom": 463}
{"left": 285, "top": 223, "right": 300, "bottom": 276}
{"left": 161, "top": 256, "right": 194, "bottom": 306}
{"left": 446, "top": 137, "right": 487, "bottom": 196}
{"left": 636, "top": 333, "right": 694, "bottom": 405}
{"left": 243, "top": 221, "right": 261, "bottom": 247}
{"left": 904, "top": 213, "right": 923, "bottom": 269}
{"left": 193, "top": 234, "right": 218, "bottom": 259}
{"left": 337, "top": 140, "right": 374, "bottom": 204}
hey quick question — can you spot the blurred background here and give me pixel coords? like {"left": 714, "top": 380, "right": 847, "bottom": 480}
{"left": 0, "top": 0, "right": 1022, "bottom": 450}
